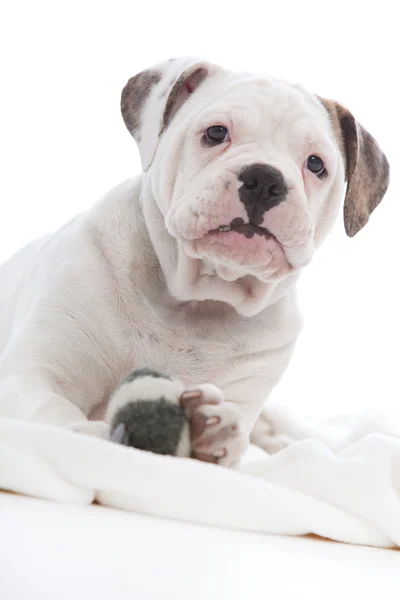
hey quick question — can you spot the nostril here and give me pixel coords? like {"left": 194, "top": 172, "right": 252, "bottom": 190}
{"left": 268, "top": 184, "right": 282, "bottom": 197}
{"left": 245, "top": 178, "right": 258, "bottom": 190}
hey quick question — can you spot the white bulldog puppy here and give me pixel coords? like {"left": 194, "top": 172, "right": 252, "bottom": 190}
{"left": 0, "top": 58, "right": 389, "bottom": 466}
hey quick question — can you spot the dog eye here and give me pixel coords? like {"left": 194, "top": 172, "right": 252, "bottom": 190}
{"left": 204, "top": 125, "right": 229, "bottom": 145}
{"left": 306, "top": 155, "right": 326, "bottom": 177}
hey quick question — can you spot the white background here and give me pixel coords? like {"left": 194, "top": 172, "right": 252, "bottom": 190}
{"left": 0, "top": 1, "right": 399, "bottom": 419}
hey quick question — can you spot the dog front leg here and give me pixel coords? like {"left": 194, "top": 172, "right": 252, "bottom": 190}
{"left": 0, "top": 368, "right": 86, "bottom": 424}
{"left": 0, "top": 316, "right": 111, "bottom": 438}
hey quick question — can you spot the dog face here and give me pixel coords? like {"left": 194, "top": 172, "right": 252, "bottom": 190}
{"left": 121, "top": 58, "right": 389, "bottom": 315}
{"left": 156, "top": 75, "right": 344, "bottom": 280}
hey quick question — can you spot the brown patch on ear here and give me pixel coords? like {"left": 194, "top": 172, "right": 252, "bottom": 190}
{"left": 121, "top": 70, "right": 162, "bottom": 136}
{"left": 161, "top": 67, "right": 208, "bottom": 132}
{"left": 319, "top": 97, "right": 390, "bottom": 237}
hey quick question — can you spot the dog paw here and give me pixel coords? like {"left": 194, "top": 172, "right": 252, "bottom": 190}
{"left": 250, "top": 409, "right": 294, "bottom": 455}
{"left": 180, "top": 384, "right": 248, "bottom": 467}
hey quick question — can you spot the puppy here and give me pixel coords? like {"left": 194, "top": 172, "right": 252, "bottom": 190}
{"left": 0, "top": 58, "right": 389, "bottom": 466}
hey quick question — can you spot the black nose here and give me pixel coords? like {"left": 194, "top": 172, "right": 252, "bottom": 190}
{"left": 238, "top": 164, "right": 288, "bottom": 224}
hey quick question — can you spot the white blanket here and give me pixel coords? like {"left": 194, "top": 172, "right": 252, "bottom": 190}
{"left": 1, "top": 406, "right": 400, "bottom": 549}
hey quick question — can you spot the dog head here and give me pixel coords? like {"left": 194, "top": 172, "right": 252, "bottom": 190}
{"left": 121, "top": 58, "right": 390, "bottom": 316}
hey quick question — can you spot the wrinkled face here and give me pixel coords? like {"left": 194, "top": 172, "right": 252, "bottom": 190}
{"left": 153, "top": 75, "right": 344, "bottom": 284}
{"left": 122, "top": 59, "right": 389, "bottom": 314}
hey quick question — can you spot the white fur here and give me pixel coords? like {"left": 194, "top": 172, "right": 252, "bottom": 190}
{"left": 0, "top": 58, "right": 348, "bottom": 464}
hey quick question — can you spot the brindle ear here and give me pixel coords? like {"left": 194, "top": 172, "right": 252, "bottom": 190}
{"left": 319, "top": 98, "right": 390, "bottom": 237}
{"left": 121, "top": 58, "right": 213, "bottom": 171}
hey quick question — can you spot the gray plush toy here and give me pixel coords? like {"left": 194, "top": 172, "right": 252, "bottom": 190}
{"left": 108, "top": 368, "right": 200, "bottom": 457}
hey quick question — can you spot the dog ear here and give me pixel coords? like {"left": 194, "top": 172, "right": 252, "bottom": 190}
{"left": 318, "top": 97, "right": 390, "bottom": 237}
{"left": 121, "top": 58, "right": 213, "bottom": 171}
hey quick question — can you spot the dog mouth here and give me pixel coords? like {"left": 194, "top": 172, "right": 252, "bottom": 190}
{"left": 191, "top": 215, "right": 293, "bottom": 274}
{"left": 209, "top": 217, "right": 277, "bottom": 241}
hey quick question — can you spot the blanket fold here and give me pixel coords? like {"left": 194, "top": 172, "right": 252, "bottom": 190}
{"left": 1, "top": 407, "right": 399, "bottom": 549}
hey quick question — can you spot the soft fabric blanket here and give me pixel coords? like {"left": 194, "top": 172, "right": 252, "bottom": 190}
{"left": 1, "top": 405, "right": 400, "bottom": 549}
